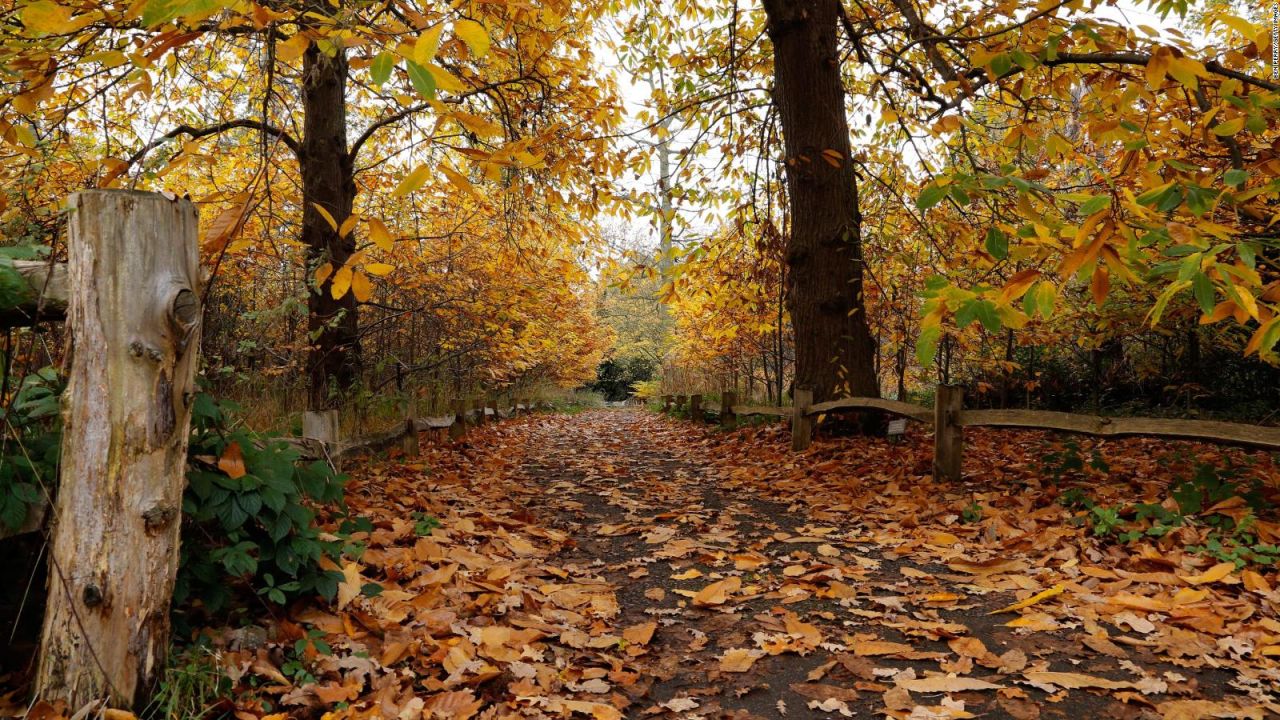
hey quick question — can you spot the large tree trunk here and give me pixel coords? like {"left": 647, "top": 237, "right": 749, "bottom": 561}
{"left": 762, "top": 0, "right": 879, "bottom": 403}
{"left": 36, "top": 191, "right": 201, "bottom": 709}
{"left": 302, "top": 41, "right": 360, "bottom": 409}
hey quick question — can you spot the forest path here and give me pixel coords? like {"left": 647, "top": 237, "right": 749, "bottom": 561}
{"left": 482, "top": 410, "right": 1255, "bottom": 719}
{"left": 310, "top": 409, "right": 1277, "bottom": 720}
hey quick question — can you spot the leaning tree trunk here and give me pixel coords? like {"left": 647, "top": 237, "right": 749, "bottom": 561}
{"left": 762, "top": 0, "right": 879, "bottom": 404}
{"left": 302, "top": 40, "right": 360, "bottom": 410}
{"left": 36, "top": 191, "right": 201, "bottom": 708}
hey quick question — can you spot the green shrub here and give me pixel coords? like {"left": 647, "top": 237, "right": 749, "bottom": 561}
{"left": 177, "top": 391, "right": 349, "bottom": 616}
{"left": 0, "top": 366, "right": 61, "bottom": 532}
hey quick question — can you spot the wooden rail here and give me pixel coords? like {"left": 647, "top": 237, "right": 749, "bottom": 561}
{"left": 664, "top": 387, "right": 1280, "bottom": 481}
{"left": 0, "top": 260, "right": 68, "bottom": 328}
{"left": 296, "top": 401, "right": 542, "bottom": 465}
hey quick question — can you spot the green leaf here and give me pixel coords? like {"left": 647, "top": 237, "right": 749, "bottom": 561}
{"left": 405, "top": 61, "right": 437, "bottom": 99}
{"left": 984, "top": 227, "right": 1008, "bottom": 260}
{"left": 1224, "top": 169, "right": 1248, "bottom": 187}
{"left": 915, "top": 327, "right": 941, "bottom": 368}
{"left": 370, "top": 52, "right": 395, "bottom": 86}
{"left": 916, "top": 184, "right": 948, "bottom": 210}
{"left": 990, "top": 53, "right": 1013, "bottom": 77}
{"left": 1192, "top": 272, "right": 1215, "bottom": 313}
{"left": 1077, "top": 195, "right": 1110, "bottom": 215}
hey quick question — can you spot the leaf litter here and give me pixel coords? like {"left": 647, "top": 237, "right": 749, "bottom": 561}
{"left": 119, "top": 410, "right": 1280, "bottom": 718}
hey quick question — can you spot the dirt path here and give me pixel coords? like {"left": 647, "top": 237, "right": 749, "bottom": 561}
{"left": 224, "top": 408, "right": 1279, "bottom": 720}
{"left": 484, "top": 410, "right": 1274, "bottom": 719}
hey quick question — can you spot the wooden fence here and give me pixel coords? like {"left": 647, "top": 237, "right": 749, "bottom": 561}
{"left": 0, "top": 190, "right": 543, "bottom": 710}
{"left": 661, "top": 388, "right": 1280, "bottom": 480}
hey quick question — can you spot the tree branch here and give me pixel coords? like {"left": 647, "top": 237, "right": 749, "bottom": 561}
{"left": 125, "top": 119, "right": 301, "bottom": 169}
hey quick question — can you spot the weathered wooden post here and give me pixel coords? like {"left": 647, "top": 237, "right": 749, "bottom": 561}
{"left": 449, "top": 398, "right": 467, "bottom": 440}
{"left": 676, "top": 394, "right": 687, "bottom": 410}
{"left": 720, "top": 391, "right": 737, "bottom": 427}
{"left": 37, "top": 191, "right": 202, "bottom": 709}
{"left": 933, "top": 384, "right": 964, "bottom": 481}
{"left": 791, "top": 388, "right": 814, "bottom": 451}
{"left": 690, "top": 393, "right": 703, "bottom": 422}
{"left": 401, "top": 416, "right": 420, "bottom": 457}
{"left": 662, "top": 394, "right": 673, "bottom": 411}
{"left": 303, "top": 409, "right": 341, "bottom": 448}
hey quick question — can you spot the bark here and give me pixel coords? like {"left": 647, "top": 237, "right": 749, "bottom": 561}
{"left": 762, "top": 0, "right": 879, "bottom": 403}
{"left": 36, "top": 191, "right": 201, "bottom": 708}
{"left": 302, "top": 40, "right": 360, "bottom": 409}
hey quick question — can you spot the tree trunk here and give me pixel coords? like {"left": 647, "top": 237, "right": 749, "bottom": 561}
{"left": 302, "top": 40, "right": 359, "bottom": 409}
{"left": 762, "top": 0, "right": 879, "bottom": 403}
{"left": 37, "top": 191, "right": 201, "bottom": 709}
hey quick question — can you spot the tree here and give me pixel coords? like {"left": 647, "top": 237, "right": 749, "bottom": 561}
{"left": 1, "top": 0, "right": 621, "bottom": 408}
{"left": 760, "top": 0, "right": 879, "bottom": 402}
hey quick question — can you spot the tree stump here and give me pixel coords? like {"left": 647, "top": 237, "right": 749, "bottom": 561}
{"left": 37, "top": 191, "right": 201, "bottom": 709}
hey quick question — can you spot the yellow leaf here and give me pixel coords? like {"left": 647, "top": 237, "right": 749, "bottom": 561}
{"left": 314, "top": 261, "right": 334, "bottom": 287}
{"left": 898, "top": 676, "right": 1005, "bottom": 692}
{"left": 331, "top": 265, "right": 353, "bottom": 299}
{"left": 392, "top": 164, "right": 431, "bottom": 197}
{"left": 453, "top": 111, "right": 505, "bottom": 138}
{"left": 989, "top": 584, "right": 1065, "bottom": 614}
{"left": 413, "top": 24, "right": 443, "bottom": 65}
{"left": 692, "top": 576, "right": 740, "bottom": 606}
{"left": 441, "top": 163, "right": 480, "bottom": 199}
{"left": 454, "top": 19, "right": 490, "bottom": 58}
{"left": 12, "top": 124, "right": 37, "bottom": 147}
{"left": 364, "top": 262, "right": 395, "bottom": 276}
{"left": 22, "top": 1, "right": 74, "bottom": 34}
{"left": 1178, "top": 561, "right": 1235, "bottom": 585}
{"left": 367, "top": 217, "right": 394, "bottom": 250}
{"left": 202, "top": 200, "right": 252, "bottom": 253}
{"left": 1212, "top": 117, "right": 1245, "bottom": 136}
{"left": 427, "top": 63, "right": 464, "bottom": 93}
{"left": 311, "top": 202, "right": 338, "bottom": 231}
{"left": 350, "top": 271, "right": 372, "bottom": 302}
{"left": 338, "top": 213, "right": 359, "bottom": 238}
{"left": 277, "top": 33, "right": 310, "bottom": 62}
{"left": 719, "top": 648, "right": 763, "bottom": 672}
{"left": 336, "top": 561, "right": 363, "bottom": 609}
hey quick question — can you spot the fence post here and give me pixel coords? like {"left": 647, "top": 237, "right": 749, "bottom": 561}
{"left": 36, "top": 191, "right": 201, "bottom": 708}
{"left": 791, "top": 388, "right": 814, "bottom": 451}
{"left": 401, "top": 417, "right": 420, "bottom": 457}
{"left": 720, "top": 391, "right": 737, "bottom": 427}
{"left": 450, "top": 398, "right": 467, "bottom": 440}
{"left": 676, "top": 394, "right": 687, "bottom": 410}
{"left": 690, "top": 393, "right": 702, "bottom": 422}
{"left": 933, "top": 384, "right": 964, "bottom": 481}
{"left": 662, "top": 394, "right": 673, "bottom": 411}
{"left": 303, "top": 409, "right": 340, "bottom": 447}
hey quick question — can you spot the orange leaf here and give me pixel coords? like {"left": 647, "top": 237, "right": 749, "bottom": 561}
{"left": 218, "top": 442, "right": 246, "bottom": 479}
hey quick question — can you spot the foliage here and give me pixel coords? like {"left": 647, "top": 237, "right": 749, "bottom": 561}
{"left": 177, "top": 391, "right": 349, "bottom": 615}
{"left": 589, "top": 356, "right": 656, "bottom": 402}
{"left": 1059, "top": 461, "right": 1278, "bottom": 568}
{"left": 0, "top": 365, "right": 61, "bottom": 532}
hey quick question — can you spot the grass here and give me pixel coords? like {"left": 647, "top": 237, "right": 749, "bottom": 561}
{"left": 141, "top": 645, "right": 232, "bottom": 720}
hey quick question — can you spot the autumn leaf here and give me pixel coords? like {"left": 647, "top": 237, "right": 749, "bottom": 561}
{"left": 454, "top": 19, "right": 490, "bottom": 58}
{"left": 217, "top": 442, "right": 246, "bottom": 479}
{"left": 1178, "top": 562, "right": 1236, "bottom": 585}
{"left": 692, "top": 576, "right": 740, "bottom": 606}
{"left": 989, "top": 584, "right": 1065, "bottom": 614}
